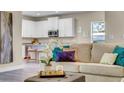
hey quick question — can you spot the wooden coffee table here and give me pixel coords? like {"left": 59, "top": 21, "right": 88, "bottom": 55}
{"left": 24, "top": 72, "right": 85, "bottom": 82}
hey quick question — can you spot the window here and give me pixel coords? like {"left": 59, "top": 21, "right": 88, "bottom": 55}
{"left": 91, "top": 21, "right": 105, "bottom": 43}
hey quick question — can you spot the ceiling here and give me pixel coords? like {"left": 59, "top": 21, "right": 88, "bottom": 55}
{"left": 22, "top": 11, "right": 84, "bottom": 17}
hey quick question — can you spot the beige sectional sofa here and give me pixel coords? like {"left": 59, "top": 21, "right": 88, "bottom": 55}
{"left": 51, "top": 43, "right": 124, "bottom": 82}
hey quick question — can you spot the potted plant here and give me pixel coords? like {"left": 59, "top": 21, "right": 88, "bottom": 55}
{"left": 40, "top": 57, "right": 52, "bottom": 66}
{"left": 40, "top": 47, "right": 53, "bottom": 71}
{"left": 40, "top": 57, "right": 52, "bottom": 71}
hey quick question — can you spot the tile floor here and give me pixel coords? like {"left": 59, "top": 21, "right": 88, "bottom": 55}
{"left": 0, "top": 62, "right": 41, "bottom": 82}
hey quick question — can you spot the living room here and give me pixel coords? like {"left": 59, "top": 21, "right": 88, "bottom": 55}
{"left": 2, "top": 2, "right": 124, "bottom": 93}
{"left": 1, "top": 11, "right": 124, "bottom": 82}
{"left": 1, "top": 0, "right": 124, "bottom": 93}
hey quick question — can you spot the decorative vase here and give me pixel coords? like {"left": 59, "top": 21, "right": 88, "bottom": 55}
{"left": 44, "top": 65, "right": 52, "bottom": 71}
{"left": 40, "top": 63, "right": 52, "bottom": 71}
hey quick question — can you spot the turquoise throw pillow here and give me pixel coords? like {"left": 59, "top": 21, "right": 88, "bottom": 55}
{"left": 52, "top": 47, "right": 63, "bottom": 61}
{"left": 63, "top": 45, "right": 70, "bottom": 48}
{"left": 113, "top": 46, "right": 124, "bottom": 66}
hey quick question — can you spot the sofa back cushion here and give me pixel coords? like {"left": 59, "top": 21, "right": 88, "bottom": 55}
{"left": 71, "top": 43, "right": 92, "bottom": 63}
{"left": 91, "top": 43, "right": 115, "bottom": 63}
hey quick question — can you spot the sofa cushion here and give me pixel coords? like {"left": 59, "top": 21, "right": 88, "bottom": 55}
{"left": 91, "top": 43, "right": 115, "bottom": 63}
{"left": 71, "top": 43, "right": 92, "bottom": 63}
{"left": 51, "top": 62, "right": 79, "bottom": 72}
{"left": 79, "top": 63, "right": 124, "bottom": 76}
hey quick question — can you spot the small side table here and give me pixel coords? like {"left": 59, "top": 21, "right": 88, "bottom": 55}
{"left": 27, "top": 49, "right": 39, "bottom": 62}
{"left": 27, "top": 49, "right": 50, "bottom": 63}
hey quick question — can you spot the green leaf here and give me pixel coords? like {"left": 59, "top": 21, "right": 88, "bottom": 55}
{"left": 47, "top": 58, "right": 52, "bottom": 65}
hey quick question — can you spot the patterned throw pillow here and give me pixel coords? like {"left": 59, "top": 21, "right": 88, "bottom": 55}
{"left": 63, "top": 48, "right": 78, "bottom": 61}
{"left": 55, "top": 51, "right": 75, "bottom": 62}
{"left": 100, "top": 53, "right": 118, "bottom": 65}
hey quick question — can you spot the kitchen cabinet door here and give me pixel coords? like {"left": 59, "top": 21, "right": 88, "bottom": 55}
{"left": 48, "top": 17, "right": 59, "bottom": 31}
{"left": 59, "top": 18, "right": 75, "bottom": 37}
{"left": 36, "top": 21, "right": 48, "bottom": 38}
{"left": 22, "top": 19, "right": 48, "bottom": 38}
{"left": 22, "top": 19, "right": 35, "bottom": 37}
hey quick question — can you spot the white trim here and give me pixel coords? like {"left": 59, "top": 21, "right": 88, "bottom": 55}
{"left": 93, "top": 32, "right": 105, "bottom": 35}
{"left": 0, "top": 63, "right": 25, "bottom": 73}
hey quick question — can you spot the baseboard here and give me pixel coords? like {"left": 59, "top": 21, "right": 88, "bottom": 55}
{"left": 0, "top": 63, "right": 25, "bottom": 73}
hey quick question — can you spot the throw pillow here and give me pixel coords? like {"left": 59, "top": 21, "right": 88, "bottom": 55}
{"left": 113, "top": 46, "right": 124, "bottom": 66}
{"left": 63, "top": 48, "right": 78, "bottom": 61}
{"left": 52, "top": 47, "right": 63, "bottom": 61}
{"left": 55, "top": 51, "right": 75, "bottom": 62}
{"left": 63, "top": 45, "right": 70, "bottom": 48}
{"left": 100, "top": 53, "right": 118, "bottom": 65}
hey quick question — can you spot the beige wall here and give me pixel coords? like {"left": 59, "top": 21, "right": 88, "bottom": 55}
{"left": 105, "top": 11, "right": 124, "bottom": 43}
{"left": 22, "top": 11, "right": 105, "bottom": 44}
{"left": 13, "top": 11, "right": 22, "bottom": 63}
{"left": 0, "top": 11, "right": 22, "bottom": 67}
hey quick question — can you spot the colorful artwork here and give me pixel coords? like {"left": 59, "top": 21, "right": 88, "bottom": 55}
{"left": 0, "top": 12, "right": 13, "bottom": 64}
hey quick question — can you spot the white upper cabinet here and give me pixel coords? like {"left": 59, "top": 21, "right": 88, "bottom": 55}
{"left": 22, "top": 19, "right": 48, "bottom": 38}
{"left": 48, "top": 17, "right": 59, "bottom": 31}
{"left": 22, "top": 20, "right": 36, "bottom": 37}
{"left": 22, "top": 17, "right": 75, "bottom": 38}
{"left": 36, "top": 21, "right": 48, "bottom": 38}
{"left": 59, "top": 18, "right": 75, "bottom": 37}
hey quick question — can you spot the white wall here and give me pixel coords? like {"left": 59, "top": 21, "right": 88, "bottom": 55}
{"left": 105, "top": 11, "right": 124, "bottom": 43}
